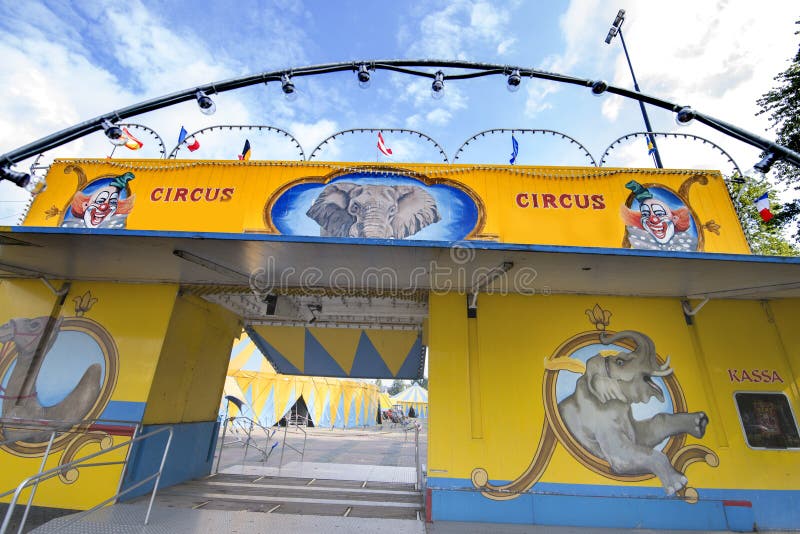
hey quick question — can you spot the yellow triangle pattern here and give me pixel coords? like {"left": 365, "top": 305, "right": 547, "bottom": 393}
{"left": 250, "top": 325, "right": 306, "bottom": 372}
{"left": 308, "top": 327, "right": 362, "bottom": 374}
{"left": 365, "top": 329, "right": 418, "bottom": 376}
{"left": 229, "top": 338, "right": 258, "bottom": 373}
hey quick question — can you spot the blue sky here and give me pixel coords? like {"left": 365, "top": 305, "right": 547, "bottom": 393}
{"left": 0, "top": 0, "right": 798, "bottom": 222}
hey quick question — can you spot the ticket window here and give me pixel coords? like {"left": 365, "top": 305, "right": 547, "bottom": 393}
{"left": 734, "top": 392, "right": 800, "bottom": 449}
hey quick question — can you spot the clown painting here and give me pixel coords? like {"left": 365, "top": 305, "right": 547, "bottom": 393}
{"left": 620, "top": 181, "right": 698, "bottom": 252}
{"left": 61, "top": 173, "right": 135, "bottom": 229}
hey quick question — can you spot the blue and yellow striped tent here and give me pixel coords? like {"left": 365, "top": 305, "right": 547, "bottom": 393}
{"left": 391, "top": 383, "right": 428, "bottom": 418}
{"left": 221, "top": 334, "right": 380, "bottom": 428}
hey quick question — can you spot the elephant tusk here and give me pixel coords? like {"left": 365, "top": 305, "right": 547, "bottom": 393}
{"left": 651, "top": 367, "right": 674, "bottom": 377}
{"left": 660, "top": 355, "right": 671, "bottom": 370}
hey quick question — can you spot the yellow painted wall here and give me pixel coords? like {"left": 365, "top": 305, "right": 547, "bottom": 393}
{"left": 0, "top": 279, "right": 177, "bottom": 509}
{"left": 143, "top": 294, "right": 240, "bottom": 424}
{"left": 25, "top": 160, "right": 749, "bottom": 254}
{"left": 428, "top": 292, "right": 800, "bottom": 492}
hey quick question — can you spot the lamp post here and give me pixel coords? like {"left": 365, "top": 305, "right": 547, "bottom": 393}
{"left": 605, "top": 9, "right": 664, "bottom": 169}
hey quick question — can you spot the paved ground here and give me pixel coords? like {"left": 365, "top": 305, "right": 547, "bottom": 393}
{"left": 24, "top": 420, "right": 794, "bottom": 533}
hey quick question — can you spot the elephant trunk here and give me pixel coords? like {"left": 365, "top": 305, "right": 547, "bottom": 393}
{"left": 352, "top": 207, "right": 394, "bottom": 238}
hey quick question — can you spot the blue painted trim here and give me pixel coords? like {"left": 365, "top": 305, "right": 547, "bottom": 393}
{"left": 9, "top": 225, "right": 800, "bottom": 265}
{"left": 98, "top": 400, "right": 146, "bottom": 422}
{"left": 428, "top": 478, "right": 800, "bottom": 530}
{"left": 119, "top": 421, "right": 217, "bottom": 501}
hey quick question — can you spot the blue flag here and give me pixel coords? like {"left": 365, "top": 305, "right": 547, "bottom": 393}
{"left": 178, "top": 126, "right": 188, "bottom": 145}
{"left": 510, "top": 134, "right": 519, "bottom": 164}
{"left": 647, "top": 139, "right": 656, "bottom": 156}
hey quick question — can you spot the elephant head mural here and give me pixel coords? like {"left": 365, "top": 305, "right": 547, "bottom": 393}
{"left": 557, "top": 330, "right": 709, "bottom": 495}
{"left": 0, "top": 316, "right": 103, "bottom": 443}
{"left": 306, "top": 182, "right": 441, "bottom": 239}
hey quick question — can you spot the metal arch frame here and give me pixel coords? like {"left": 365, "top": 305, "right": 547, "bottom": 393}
{"left": 117, "top": 123, "right": 167, "bottom": 159}
{"left": 2, "top": 59, "right": 799, "bottom": 170}
{"left": 308, "top": 128, "right": 449, "bottom": 163}
{"left": 453, "top": 128, "right": 597, "bottom": 166}
{"left": 168, "top": 125, "right": 305, "bottom": 160}
{"left": 599, "top": 131, "right": 743, "bottom": 177}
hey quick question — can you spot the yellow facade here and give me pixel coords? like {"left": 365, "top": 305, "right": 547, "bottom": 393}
{"left": 0, "top": 279, "right": 177, "bottom": 508}
{"left": 25, "top": 160, "right": 749, "bottom": 254}
{"left": 428, "top": 292, "right": 800, "bottom": 492}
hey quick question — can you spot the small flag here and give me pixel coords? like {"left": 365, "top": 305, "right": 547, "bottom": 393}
{"left": 178, "top": 126, "right": 200, "bottom": 152}
{"left": 510, "top": 134, "right": 519, "bottom": 164}
{"left": 238, "top": 139, "right": 251, "bottom": 161}
{"left": 377, "top": 132, "right": 393, "bottom": 157}
{"left": 647, "top": 139, "right": 656, "bottom": 156}
{"left": 122, "top": 127, "right": 143, "bottom": 150}
{"left": 755, "top": 193, "right": 774, "bottom": 222}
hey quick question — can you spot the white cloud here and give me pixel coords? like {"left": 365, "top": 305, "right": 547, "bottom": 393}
{"left": 288, "top": 119, "right": 341, "bottom": 159}
{"left": 408, "top": 1, "right": 515, "bottom": 60}
{"left": 425, "top": 109, "right": 452, "bottom": 126}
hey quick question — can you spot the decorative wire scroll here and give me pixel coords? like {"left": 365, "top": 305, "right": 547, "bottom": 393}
{"left": 308, "top": 128, "right": 449, "bottom": 163}
{"left": 116, "top": 123, "right": 167, "bottom": 159}
{"left": 453, "top": 129, "right": 597, "bottom": 166}
{"left": 168, "top": 125, "right": 305, "bottom": 160}
{"left": 599, "top": 132, "right": 742, "bottom": 178}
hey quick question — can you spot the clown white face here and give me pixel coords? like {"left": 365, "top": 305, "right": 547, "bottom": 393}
{"left": 639, "top": 198, "right": 675, "bottom": 244}
{"left": 82, "top": 186, "right": 120, "bottom": 228}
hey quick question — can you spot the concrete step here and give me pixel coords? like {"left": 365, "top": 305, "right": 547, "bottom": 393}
{"left": 149, "top": 473, "right": 423, "bottom": 521}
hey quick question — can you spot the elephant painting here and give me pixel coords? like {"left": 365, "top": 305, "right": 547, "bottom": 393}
{"left": 0, "top": 316, "right": 102, "bottom": 443}
{"left": 558, "top": 330, "right": 708, "bottom": 495}
{"left": 306, "top": 182, "right": 441, "bottom": 238}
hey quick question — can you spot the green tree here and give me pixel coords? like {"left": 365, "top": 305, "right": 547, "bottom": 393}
{"left": 415, "top": 378, "right": 428, "bottom": 389}
{"left": 729, "top": 178, "right": 799, "bottom": 256}
{"left": 755, "top": 20, "right": 800, "bottom": 241}
{"left": 388, "top": 379, "right": 405, "bottom": 396}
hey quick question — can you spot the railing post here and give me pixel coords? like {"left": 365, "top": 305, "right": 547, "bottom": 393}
{"left": 415, "top": 424, "right": 422, "bottom": 491}
{"left": 214, "top": 418, "right": 228, "bottom": 474}
{"left": 16, "top": 431, "right": 56, "bottom": 534}
{"left": 144, "top": 427, "right": 173, "bottom": 525}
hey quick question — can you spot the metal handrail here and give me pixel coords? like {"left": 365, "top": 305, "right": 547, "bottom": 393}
{"left": 0, "top": 425, "right": 173, "bottom": 534}
{"left": 214, "top": 416, "right": 277, "bottom": 473}
{"left": 279, "top": 418, "right": 307, "bottom": 468}
{"left": 0, "top": 418, "right": 141, "bottom": 497}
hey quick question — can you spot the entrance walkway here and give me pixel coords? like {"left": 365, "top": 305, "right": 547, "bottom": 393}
{"left": 30, "top": 421, "right": 427, "bottom": 533}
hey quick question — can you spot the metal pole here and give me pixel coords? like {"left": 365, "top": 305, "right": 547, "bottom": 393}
{"left": 414, "top": 424, "right": 422, "bottom": 491}
{"left": 214, "top": 418, "right": 229, "bottom": 474}
{"left": 617, "top": 27, "right": 664, "bottom": 169}
{"left": 144, "top": 427, "right": 173, "bottom": 525}
{"left": 17, "top": 431, "right": 56, "bottom": 534}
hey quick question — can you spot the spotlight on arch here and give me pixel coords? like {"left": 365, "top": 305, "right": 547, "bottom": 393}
{"left": 101, "top": 119, "right": 127, "bottom": 146}
{"left": 195, "top": 90, "right": 216, "bottom": 115}
{"left": 431, "top": 71, "right": 445, "bottom": 100}
{"left": 282, "top": 74, "right": 297, "bottom": 101}
{"left": 357, "top": 64, "right": 371, "bottom": 89}
{"left": 507, "top": 69, "right": 521, "bottom": 92}
{"left": 675, "top": 106, "right": 696, "bottom": 126}
{"left": 591, "top": 80, "right": 608, "bottom": 96}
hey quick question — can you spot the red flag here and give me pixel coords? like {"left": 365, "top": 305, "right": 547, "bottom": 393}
{"left": 186, "top": 136, "right": 200, "bottom": 152}
{"left": 377, "top": 132, "right": 393, "bottom": 157}
{"left": 122, "top": 127, "right": 143, "bottom": 150}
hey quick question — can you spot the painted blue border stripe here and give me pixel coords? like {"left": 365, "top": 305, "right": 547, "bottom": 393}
{"left": 8, "top": 225, "right": 800, "bottom": 265}
{"left": 428, "top": 478, "right": 800, "bottom": 530}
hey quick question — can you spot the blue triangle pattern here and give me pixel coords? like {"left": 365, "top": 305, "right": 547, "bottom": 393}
{"left": 304, "top": 330, "right": 347, "bottom": 377}
{"left": 349, "top": 331, "right": 393, "bottom": 378}
{"left": 396, "top": 334, "right": 423, "bottom": 379}
{"left": 245, "top": 326, "right": 301, "bottom": 374}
